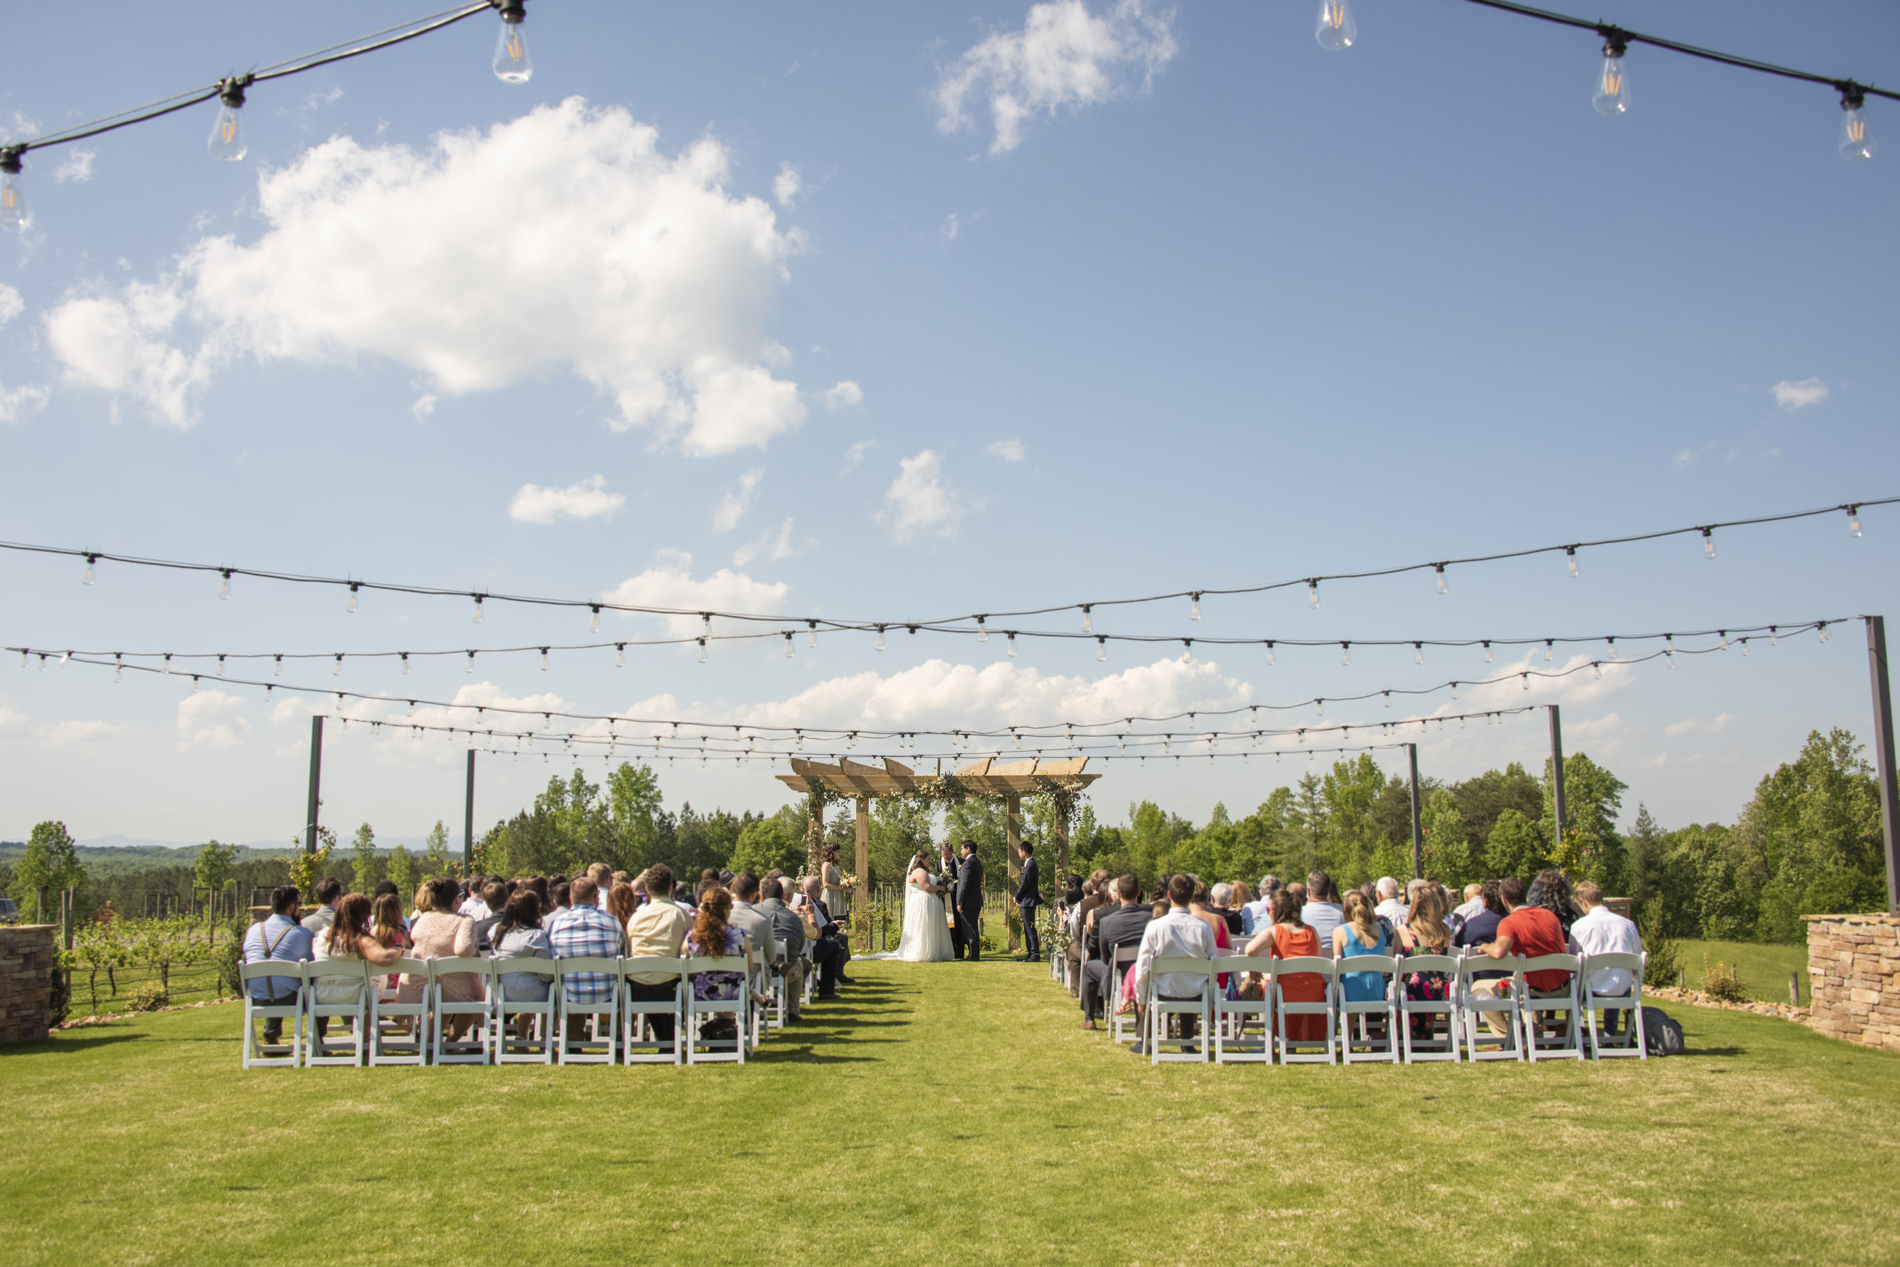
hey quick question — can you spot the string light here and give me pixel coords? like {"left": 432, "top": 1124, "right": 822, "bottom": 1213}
{"left": 1182, "top": 640, "right": 1193, "bottom": 665}
{"left": 1592, "top": 27, "right": 1632, "bottom": 116}
{"left": 1308, "top": 579, "right": 1321, "bottom": 609}
{"left": 1840, "top": 85, "right": 1876, "bottom": 160}
{"left": 346, "top": 582, "right": 360, "bottom": 614}
{"left": 1701, "top": 527, "right": 1716, "bottom": 559}
{"left": 1266, "top": 642, "right": 1276, "bottom": 666}
{"left": 493, "top": 0, "right": 533, "bottom": 83}
{"left": 784, "top": 632, "right": 795, "bottom": 659}
{"left": 1190, "top": 592, "right": 1202, "bottom": 621}
{"left": 0, "top": 147, "right": 24, "bottom": 229}
{"left": 697, "top": 638, "right": 708, "bottom": 664}
{"left": 539, "top": 647, "right": 549, "bottom": 672}
{"left": 80, "top": 553, "right": 96, "bottom": 586}
{"left": 875, "top": 625, "right": 886, "bottom": 652}
{"left": 208, "top": 75, "right": 250, "bottom": 161}
{"left": 589, "top": 605, "right": 601, "bottom": 634}
{"left": 219, "top": 569, "right": 233, "bottom": 601}
{"left": 1007, "top": 632, "right": 1018, "bottom": 658}
{"left": 1819, "top": 621, "right": 1831, "bottom": 644}
{"left": 977, "top": 616, "right": 989, "bottom": 644}
{"left": 1435, "top": 564, "right": 1448, "bottom": 595}
{"left": 1566, "top": 546, "right": 1580, "bottom": 578}
{"left": 400, "top": 652, "right": 411, "bottom": 675}
{"left": 1096, "top": 636, "right": 1107, "bottom": 662}
{"left": 216, "top": 654, "right": 226, "bottom": 677}
{"left": 471, "top": 594, "right": 485, "bottom": 624}
{"left": 1317, "top": 0, "right": 1356, "bottom": 51}
{"left": 1483, "top": 641, "right": 1493, "bottom": 664}
{"left": 274, "top": 654, "right": 282, "bottom": 676}
{"left": 465, "top": 651, "right": 475, "bottom": 674}
{"left": 1414, "top": 642, "right": 1424, "bottom": 665}
{"left": 332, "top": 654, "right": 343, "bottom": 677}
{"left": 1848, "top": 505, "right": 1863, "bottom": 537}
{"left": 1081, "top": 605, "right": 1093, "bottom": 633}
{"left": 1340, "top": 642, "right": 1350, "bottom": 667}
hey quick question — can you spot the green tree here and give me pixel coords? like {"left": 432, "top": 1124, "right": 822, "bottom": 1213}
{"left": 1748, "top": 728, "right": 1887, "bottom": 941}
{"left": 1420, "top": 788, "right": 1473, "bottom": 886}
{"left": 606, "top": 761, "right": 664, "bottom": 870}
{"left": 870, "top": 797, "right": 939, "bottom": 886}
{"left": 421, "top": 820, "right": 454, "bottom": 878}
{"left": 350, "top": 822, "right": 379, "bottom": 894}
{"left": 192, "top": 840, "right": 239, "bottom": 936}
{"left": 729, "top": 805, "right": 806, "bottom": 878}
{"left": 9, "top": 821, "right": 90, "bottom": 923}
{"left": 1452, "top": 762, "right": 1542, "bottom": 856}
{"left": 1485, "top": 809, "right": 1547, "bottom": 881}
{"left": 1271, "top": 775, "right": 1329, "bottom": 881}
{"left": 1623, "top": 803, "right": 1665, "bottom": 908}
{"left": 1542, "top": 752, "right": 1627, "bottom": 888}
{"left": 387, "top": 845, "right": 417, "bottom": 900}
{"left": 70, "top": 919, "right": 129, "bottom": 1014}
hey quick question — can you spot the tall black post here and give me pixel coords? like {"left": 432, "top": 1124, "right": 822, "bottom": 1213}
{"left": 304, "top": 714, "right": 324, "bottom": 854}
{"left": 1548, "top": 704, "right": 1568, "bottom": 851}
{"left": 1865, "top": 617, "right": 1900, "bottom": 912}
{"left": 1407, "top": 742, "right": 1424, "bottom": 880}
{"left": 464, "top": 748, "right": 477, "bottom": 874}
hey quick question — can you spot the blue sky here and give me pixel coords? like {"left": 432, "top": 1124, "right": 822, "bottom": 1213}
{"left": 2, "top": 0, "right": 1896, "bottom": 848}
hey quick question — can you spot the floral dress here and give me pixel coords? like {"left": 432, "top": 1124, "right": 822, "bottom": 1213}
{"left": 686, "top": 927, "right": 745, "bottom": 1001}
{"left": 1397, "top": 932, "right": 1452, "bottom": 1040}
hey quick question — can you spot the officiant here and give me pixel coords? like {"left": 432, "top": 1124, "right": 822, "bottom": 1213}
{"left": 938, "top": 842, "right": 967, "bottom": 959}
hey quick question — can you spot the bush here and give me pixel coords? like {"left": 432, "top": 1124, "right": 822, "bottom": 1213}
{"left": 1640, "top": 896, "right": 1679, "bottom": 989}
{"left": 1703, "top": 953, "right": 1750, "bottom": 1003}
{"left": 130, "top": 983, "right": 170, "bottom": 1012}
{"left": 213, "top": 917, "right": 247, "bottom": 999}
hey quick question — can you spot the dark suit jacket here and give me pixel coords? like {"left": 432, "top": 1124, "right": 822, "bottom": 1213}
{"left": 954, "top": 854, "right": 984, "bottom": 913}
{"left": 1016, "top": 855, "right": 1041, "bottom": 907}
{"left": 1093, "top": 905, "right": 1153, "bottom": 965}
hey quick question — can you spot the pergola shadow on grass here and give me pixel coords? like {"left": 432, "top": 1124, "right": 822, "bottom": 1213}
{"left": 6, "top": 962, "right": 1900, "bottom": 1264}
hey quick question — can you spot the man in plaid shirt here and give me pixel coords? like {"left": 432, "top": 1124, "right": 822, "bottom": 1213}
{"left": 547, "top": 877, "right": 626, "bottom": 1005}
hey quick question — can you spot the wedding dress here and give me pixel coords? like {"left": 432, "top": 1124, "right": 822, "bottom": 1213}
{"left": 894, "top": 879, "right": 956, "bottom": 962}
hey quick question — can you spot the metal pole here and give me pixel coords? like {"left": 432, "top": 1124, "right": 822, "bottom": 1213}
{"left": 304, "top": 714, "right": 324, "bottom": 854}
{"left": 1547, "top": 704, "right": 1568, "bottom": 852}
{"left": 1407, "top": 743, "right": 1424, "bottom": 880}
{"left": 1865, "top": 617, "right": 1900, "bottom": 912}
{"left": 464, "top": 748, "right": 477, "bottom": 874}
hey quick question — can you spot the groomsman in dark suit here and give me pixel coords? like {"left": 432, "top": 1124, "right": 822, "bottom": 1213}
{"left": 1017, "top": 840, "right": 1043, "bottom": 962}
{"left": 954, "top": 839, "right": 984, "bottom": 960}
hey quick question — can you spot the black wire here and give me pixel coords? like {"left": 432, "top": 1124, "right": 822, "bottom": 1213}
{"left": 1460, "top": 0, "right": 1896, "bottom": 102}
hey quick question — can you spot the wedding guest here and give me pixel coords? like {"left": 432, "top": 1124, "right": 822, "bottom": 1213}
{"left": 606, "top": 881, "right": 639, "bottom": 932}
{"left": 399, "top": 879, "right": 480, "bottom": 1039}
{"left": 550, "top": 882, "right": 571, "bottom": 912}
{"left": 1453, "top": 881, "right": 1506, "bottom": 955}
{"left": 1286, "top": 881, "right": 1308, "bottom": 905}
{"left": 1188, "top": 880, "right": 1233, "bottom": 993}
{"left": 1081, "top": 875, "right": 1150, "bottom": 1029}
{"left": 728, "top": 873, "right": 768, "bottom": 950}
{"left": 489, "top": 890, "right": 552, "bottom": 1040}
{"left": 1334, "top": 892, "right": 1393, "bottom": 1016}
{"left": 471, "top": 881, "right": 508, "bottom": 953}
{"left": 1301, "top": 871, "right": 1345, "bottom": 950}
{"left": 1373, "top": 877, "right": 1408, "bottom": 925}
{"left": 1567, "top": 880, "right": 1642, "bottom": 1036}
{"left": 1467, "top": 876, "right": 1570, "bottom": 1036}
{"left": 823, "top": 846, "right": 848, "bottom": 919}
{"left": 624, "top": 864, "right": 691, "bottom": 1048}
{"left": 1450, "top": 882, "right": 1486, "bottom": 931}
{"left": 757, "top": 878, "right": 809, "bottom": 1018}
{"left": 1130, "top": 875, "right": 1217, "bottom": 1057}
{"left": 1395, "top": 885, "right": 1454, "bottom": 1043}
{"left": 523, "top": 875, "right": 550, "bottom": 915}
{"left": 370, "top": 892, "right": 408, "bottom": 1001}
{"left": 686, "top": 887, "right": 747, "bottom": 1045}
{"left": 1248, "top": 888, "right": 1324, "bottom": 1044}
{"left": 547, "top": 878, "right": 626, "bottom": 1038}
{"left": 1240, "top": 877, "right": 1275, "bottom": 937}
{"left": 1210, "top": 883, "right": 1243, "bottom": 936}
{"left": 1230, "top": 881, "right": 1255, "bottom": 936}
{"left": 1528, "top": 868, "right": 1583, "bottom": 936}
{"left": 586, "top": 863, "right": 615, "bottom": 909}
{"left": 300, "top": 877, "right": 344, "bottom": 938}
{"left": 458, "top": 881, "right": 492, "bottom": 921}
{"left": 311, "top": 894, "right": 403, "bottom": 1031}
{"left": 242, "top": 885, "right": 314, "bottom": 1045}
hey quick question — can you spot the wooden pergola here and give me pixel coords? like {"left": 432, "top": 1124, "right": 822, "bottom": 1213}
{"left": 776, "top": 755, "right": 1101, "bottom": 923}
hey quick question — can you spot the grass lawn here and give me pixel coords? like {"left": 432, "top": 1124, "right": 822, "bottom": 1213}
{"left": 4, "top": 959, "right": 1898, "bottom": 1265}
{"left": 1676, "top": 939, "right": 1809, "bottom": 1003}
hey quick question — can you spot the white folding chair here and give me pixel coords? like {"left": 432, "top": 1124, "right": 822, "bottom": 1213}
{"left": 240, "top": 960, "right": 304, "bottom": 1069}
{"left": 622, "top": 957, "right": 686, "bottom": 1065}
{"left": 1212, "top": 956, "right": 1273, "bottom": 1063}
{"left": 1273, "top": 957, "right": 1338, "bottom": 1065}
{"left": 1457, "top": 953, "right": 1526, "bottom": 1062}
{"left": 1582, "top": 951, "right": 1648, "bottom": 1059}
{"left": 766, "top": 936, "right": 791, "bottom": 1034}
{"left": 1397, "top": 954, "right": 1462, "bottom": 1064}
{"left": 431, "top": 958, "right": 494, "bottom": 1065}
{"left": 494, "top": 958, "right": 559, "bottom": 1065}
{"left": 685, "top": 956, "right": 749, "bottom": 1065}
{"left": 555, "top": 956, "right": 622, "bottom": 1064}
{"left": 1146, "top": 957, "right": 1213, "bottom": 1065}
{"left": 369, "top": 958, "right": 432, "bottom": 1066}
{"left": 305, "top": 959, "right": 371, "bottom": 1067}
{"left": 1519, "top": 954, "right": 1584, "bottom": 1062}
{"left": 1337, "top": 954, "right": 1401, "bottom": 1065}
{"left": 800, "top": 938, "right": 816, "bottom": 1007}
{"left": 1108, "top": 944, "right": 1141, "bottom": 1046}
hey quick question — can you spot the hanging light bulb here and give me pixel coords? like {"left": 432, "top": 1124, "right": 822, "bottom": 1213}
{"left": 1182, "top": 641, "right": 1194, "bottom": 665}
{"left": 1848, "top": 505, "right": 1863, "bottom": 537}
{"left": 1593, "top": 29, "right": 1631, "bottom": 116}
{"left": 1383, "top": 691, "right": 1391, "bottom": 709}
{"left": 697, "top": 638, "right": 708, "bottom": 664}
{"left": 805, "top": 621, "right": 819, "bottom": 650}
{"left": 472, "top": 594, "right": 485, "bottom": 624}
{"left": 1080, "top": 605, "right": 1093, "bottom": 633}
{"left": 616, "top": 643, "right": 625, "bottom": 668}
{"left": 333, "top": 654, "right": 343, "bottom": 677}
{"left": 1701, "top": 528, "right": 1716, "bottom": 559}
{"left": 875, "top": 625, "right": 886, "bottom": 652}
{"left": 1007, "top": 632, "right": 1018, "bottom": 658}
{"left": 219, "top": 569, "right": 232, "bottom": 600}
{"left": 1840, "top": 85, "right": 1876, "bottom": 161}
{"left": 81, "top": 553, "right": 97, "bottom": 586}
{"left": 1307, "top": 579, "right": 1320, "bottom": 608}
{"left": 1315, "top": 0, "right": 1356, "bottom": 51}
{"left": 540, "top": 647, "right": 550, "bottom": 672}
{"left": 977, "top": 616, "right": 989, "bottom": 644}
{"left": 0, "top": 146, "right": 26, "bottom": 230}
{"left": 784, "top": 632, "right": 795, "bottom": 659}
{"left": 1189, "top": 592, "right": 1202, "bottom": 621}
{"left": 465, "top": 651, "right": 475, "bottom": 674}
{"left": 347, "top": 583, "right": 360, "bottom": 614}
{"left": 1266, "top": 642, "right": 1276, "bottom": 667}
{"left": 1566, "top": 546, "right": 1580, "bottom": 577}
{"left": 190, "top": 675, "right": 200, "bottom": 694}
{"left": 1316, "top": 699, "right": 1324, "bottom": 717}
{"left": 1340, "top": 642, "right": 1350, "bottom": 667}
{"left": 1818, "top": 621, "right": 1832, "bottom": 644}
{"left": 1740, "top": 638, "right": 1750, "bottom": 657}
{"left": 114, "top": 653, "right": 123, "bottom": 683}
{"left": 1606, "top": 637, "right": 1617, "bottom": 660}
{"left": 1414, "top": 642, "right": 1424, "bottom": 666}
{"left": 1593, "top": 661, "right": 1603, "bottom": 680}
{"left": 589, "top": 605, "right": 601, "bottom": 634}
{"left": 1096, "top": 636, "right": 1107, "bottom": 662}
{"left": 1435, "top": 564, "right": 1448, "bottom": 595}
{"left": 1521, "top": 673, "right": 1530, "bottom": 691}
{"left": 492, "top": 0, "right": 533, "bottom": 83}
{"left": 796, "top": 730, "right": 804, "bottom": 751}
{"left": 207, "top": 76, "right": 251, "bottom": 161}
{"left": 273, "top": 654, "right": 282, "bottom": 677}
{"left": 1451, "top": 682, "right": 1459, "bottom": 699}
{"left": 216, "top": 654, "right": 226, "bottom": 677}
{"left": 1771, "top": 626, "right": 1780, "bottom": 647}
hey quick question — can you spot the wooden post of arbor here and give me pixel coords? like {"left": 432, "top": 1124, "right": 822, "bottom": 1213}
{"left": 1054, "top": 802, "right": 1071, "bottom": 883}
{"left": 854, "top": 795, "right": 870, "bottom": 920}
{"left": 1005, "top": 793, "right": 1023, "bottom": 953}
{"left": 807, "top": 793, "right": 825, "bottom": 880}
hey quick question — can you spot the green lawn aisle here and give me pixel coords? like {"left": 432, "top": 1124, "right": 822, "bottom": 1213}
{"left": 3, "top": 958, "right": 1899, "bottom": 1265}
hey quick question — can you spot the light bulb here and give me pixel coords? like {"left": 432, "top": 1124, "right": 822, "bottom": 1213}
{"left": 1594, "top": 661, "right": 1603, "bottom": 679}
{"left": 1315, "top": 0, "right": 1355, "bottom": 51}
{"left": 1740, "top": 638, "right": 1750, "bottom": 657}
{"left": 1007, "top": 633, "right": 1017, "bottom": 658}
{"left": 115, "top": 660, "right": 123, "bottom": 683}
{"left": 590, "top": 605, "right": 601, "bottom": 633}
{"left": 493, "top": 2, "right": 533, "bottom": 83}
{"left": 1607, "top": 637, "right": 1617, "bottom": 659}
{"left": 1383, "top": 692, "right": 1391, "bottom": 709}
{"left": 1435, "top": 565, "right": 1448, "bottom": 595}
{"left": 697, "top": 638, "right": 708, "bottom": 664}
{"left": 1593, "top": 34, "right": 1631, "bottom": 116}
{"left": 977, "top": 617, "right": 989, "bottom": 643}
{"left": 807, "top": 622, "right": 818, "bottom": 649}
{"left": 81, "top": 554, "right": 96, "bottom": 585}
{"left": 1483, "top": 642, "right": 1492, "bottom": 664}
{"left": 216, "top": 655, "right": 226, "bottom": 677}
{"left": 785, "top": 633, "right": 795, "bottom": 659}
{"left": 1848, "top": 506, "right": 1863, "bottom": 537}
{"left": 407, "top": 701, "right": 416, "bottom": 718}
{"left": 465, "top": 652, "right": 475, "bottom": 674}
{"left": 875, "top": 626, "right": 886, "bottom": 652}
{"left": 273, "top": 655, "right": 282, "bottom": 677}
{"left": 540, "top": 648, "right": 550, "bottom": 672}
{"left": 1307, "top": 580, "right": 1320, "bottom": 608}
{"left": 219, "top": 570, "right": 232, "bottom": 600}
{"left": 1190, "top": 592, "right": 1201, "bottom": 621}
{"left": 1702, "top": 529, "right": 1716, "bottom": 559}
{"left": 0, "top": 147, "right": 26, "bottom": 230}
{"left": 1182, "top": 642, "right": 1194, "bottom": 665}
{"left": 1841, "top": 88, "right": 1876, "bottom": 161}
{"left": 1081, "top": 606, "right": 1092, "bottom": 633}
{"left": 401, "top": 653, "right": 411, "bottom": 676}
{"left": 472, "top": 594, "right": 485, "bottom": 624}
{"left": 346, "top": 584, "right": 359, "bottom": 614}
{"left": 207, "top": 78, "right": 248, "bottom": 162}
{"left": 1819, "top": 622, "right": 1831, "bottom": 644}
{"left": 1316, "top": 700, "right": 1324, "bottom": 717}
{"left": 1414, "top": 643, "right": 1424, "bottom": 666}
{"left": 1566, "top": 547, "right": 1579, "bottom": 578}
{"left": 1096, "top": 637, "right": 1107, "bottom": 662}
{"left": 1266, "top": 642, "right": 1276, "bottom": 666}
{"left": 333, "top": 655, "right": 343, "bottom": 677}
{"left": 1545, "top": 640, "right": 1554, "bottom": 662}
{"left": 1340, "top": 643, "right": 1350, "bottom": 667}
{"left": 616, "top": 644, "right": 625, "bottom": 668}
{"left": 191, "top": 676, "right": 199, "bottom": 694}
{"left": 1521, "top": 674, "right": 1530, "bottom": 691}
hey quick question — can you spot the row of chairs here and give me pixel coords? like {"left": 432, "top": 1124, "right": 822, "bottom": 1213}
{"left": 241, "top": 939, "right": 813, "bottom": 1068}
{"left": 1091, "top": 950, "right": 1648, "bottom": 1065}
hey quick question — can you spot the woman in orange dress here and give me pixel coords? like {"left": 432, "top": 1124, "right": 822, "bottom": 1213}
{"left": 1244, "top": 888, "right": 1324, "bottom": 1041}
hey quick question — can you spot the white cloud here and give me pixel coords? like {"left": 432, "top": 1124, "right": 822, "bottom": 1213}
{"left": 410, "top": 393, "right": 437, "bottom": 421}
{"left": 1772, "top": 377, "right": 1829, "bottom": 410}
{"left": 0, "top": 382, "right": 49, "bottom": 422}
{"left": 0, "top": 700, "right": 28, "bottom": 731}
{"left": 46, "top": 99, "right": 807, "bottom": 452}
{"left": 1665, "top": 712, "right": 1736, "bottom": 738}
{"left": 880, "top": 449, "right": 974, "bottom": 542}
{"left": 733, "top": 517, "right": 805, "bottom": 567}
{"left": 823, "top": 380, "right": 863, "bottom": 409}
{"left": 52, "top": 149, "right": 95, "bottom": 184}
{"left": 713, "top": 468, "right": 765, "bottom": 531}
{"left": 40, "top": 719, "right": 132, "bottom": 750}
{"left": 935, "top": 0, "right": 1178, "bottom": 154}
{"left": 509, "top": 474, "right": 626, "bottom": 524}
{"left": 177, "top": 689, "right": 250, "bottom": 750}
{"left": 773, "top": 162, "right": 802, "bottom": 208}
{"left": 0, "top": 284, "right": 22, "bottom": 325}
{"left": 840, "top": 439, "right": 875, "bottom": 476}
{"left": 597, "top": 549, "right": 789, "bottom": 637}
{"left": 942, "top": 213, "right": 962, "bottom": 243}
{"left": 987, "top": 438, "right": 1025, "bottom": 462}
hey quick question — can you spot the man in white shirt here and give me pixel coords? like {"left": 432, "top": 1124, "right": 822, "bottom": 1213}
{"left": 1240, "top": 876, "right": 1276, "bottom": 938}
{"left": 1373, "top": 876, "right": 1408, "bottom": 925}
{"left": 1450, "top": 883, "right": 1485, "bottom": 929}
{"left": 1566, "top": 880, "right": 1644, "bottom": 1037}
{"left": 457, "top": 880, "right": 491, "bottom": 921}
{"left": 1131, "top": 874, "right": 1217, "bottom": 1058}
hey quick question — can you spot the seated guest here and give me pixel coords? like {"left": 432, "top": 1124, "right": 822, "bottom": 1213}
{"left": 370, "top": 892, "right": 409, "bottom": 1002}
{"left": 799, "top": 875, "right": 851, "bottom": 997}
{"left": 546, "top": 877, "right": 626, "bottom": 1041}
{"left": 728, "top": 873, "right": 769, "bottom": 949}
{"left": 471, "top": 881, "right": 508, "bottom": 953}
{"left": 400, "top": 879, "right": 480, "bottom": 1037}
{"left": 1395, "top": 884, "right": 1453, "bottom": 1042}
{"left": 301, "top": 877, "right": 344, "bottom": 938}
{"left": 1149, "top": 874, "right": 1173, "bottom": 920}
{"left": 1210, "top": 883, "right": 1243, "bottom": 936}
{"left": 550, "top": 881, "right": 571, "bottom": 912}
{"left": 1130, "top": 875, "right": 1217, "bottom": 1057}
{"left": 1286, "top": 881, "right": 1308, "bottom": 906}
{"left": 1241, "top": 876, "right": 1276, "bottom": 937}
{"left": 1373, "top": 876, "right": 1408, "bottom": 925}
{"left": 1070, "top": 878, "right": 1108, "bottom": 999}
{"left": 523, "top": 875, "right": 550, "bottom": 914}
{"left": 1230, "top": 881, "right": 1254, "bottom": 936}
{"left": 586, "top": 863, "right": 615, "bottom": 909}
{"left": 1334, "top": 891, "right": 1391, "bottom": 1004}
{"left": 1528, "top": 868, "right": 1582, "bottom": 936}
{"left": 1453, "top": 880, "right": 1505, "bottom": 956}
{"left": 757, "top": 878, "right": 808, "bottom": 1018}
{"left": 489, "top": 890, "right": 553, "bottom": 1039}
{"left": 1081, "top": 875, "right": 1150, "bottom": 1029}
{"left": 685, "top": 887, "right": 747, "bottom": 1043}
{"left": 1450, "top": 882, "right": 1485, "bottom": 933}
{"left": 458, "top": 881, "right": 492, "bottom": 921}
{"left": 1244, "top": 889, "right": 1323, "bottom": 1044}
{"left": 1466, "top": 876, "right": 1570, "bottom": 1036}
{"left": 1301, "top": 871, "right": 1345, "bottom": 948}
{"left": 1567, "top": 880, "right": 1642, "bottom": 1035}
{"left": 242, "top": 885, "right": 314, "bottom": 1045}
{"left": 606, "top": 881, "right": 639, "bottom": 931}
{"left": 624, "top": 864, "right": 690, "bottom": 1048}
{"left": 311, "top": 893, "right": 403, "bottom": 1031}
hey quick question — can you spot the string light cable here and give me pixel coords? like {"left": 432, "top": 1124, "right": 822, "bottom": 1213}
{"left": 13, "top": 618, "right": 1840, "bottom": 747}
{"left": 4, "top": 497, "right": 1886, "bottom": 642}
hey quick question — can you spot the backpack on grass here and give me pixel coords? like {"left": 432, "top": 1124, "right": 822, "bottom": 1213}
{"left": 1642, "top": 1006, "right": 1685, "bottom": 1056}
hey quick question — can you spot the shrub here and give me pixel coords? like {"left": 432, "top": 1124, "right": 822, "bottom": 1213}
{"left": 1640, "top": 896, "right": 1678, "bottom": 989}
{"left": 1703, "top": 953, "right": 1750, "bottom": 1003}
{"left": 130, "top": 983, "right": 170, "bottom": 1012}
{"left": 213, "top": 917, "right": 248, "bottom": 999}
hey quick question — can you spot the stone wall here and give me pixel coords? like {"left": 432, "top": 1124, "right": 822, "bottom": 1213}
{"left": 0, "top": 924, "right": 56, "bottom": 1044}
{"left": 1805, "top": 912, "right": 1900, "bottom": 1052}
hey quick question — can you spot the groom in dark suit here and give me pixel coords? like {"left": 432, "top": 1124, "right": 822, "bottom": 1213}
{"left": 954, "top": 839, "right": 984, "bottom": 961}
{"left": 1017, "top": 840, "right": 1043, "bottom": 962}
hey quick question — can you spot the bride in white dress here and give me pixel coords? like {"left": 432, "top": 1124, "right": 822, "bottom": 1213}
{"left": 894, "top": 851, "right": 956, "bottom": 963}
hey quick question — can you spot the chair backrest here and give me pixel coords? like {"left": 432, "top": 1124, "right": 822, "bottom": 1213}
{"left": 429, "top": 956, "right": 488, "bottom": 979}
{"left": 1519, "top": 953, "right": 1581, "bottom": 978}
{"left": 492, "top": 956, "right": 560, "bottom": 981}
{"left": 1401, "top": 954, "right": 1460, "bottom": 976}
{"left": 623, "top": 956, "right": 686, "bottom": 980}
{"left": 1212, "top": 955, "right": 1273, "bottom": 976}
{"left": 1582, "top": 951, "right": 1645, "bottom": 979}
{"left": 306, "top": 958, "right": 370, "bottom": 984}
{"left": 1150, "top": 955, "right": 1213, "bottom": 982}
{"left": 1111, "top": 942, "right": 1140, "bottom": 969}
{"left": 391, "top": 957, "right": 433, "bottom": 978}
{"left": 1272, "top": 955, "right": 1337, "bottom": 977}
{"left": 240, "top": 960, "right": 304, "bottom": 982}
{"left": 1457, "top": 954, "right": 1525, "bottom": 984}
{"left": 685, "top": 956, "right": 748, "bottom": 975}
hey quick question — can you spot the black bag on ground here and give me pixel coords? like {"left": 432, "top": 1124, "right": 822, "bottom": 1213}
{"left": 1642, "top": 1006, "right": 1685, "bottom": 1056}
